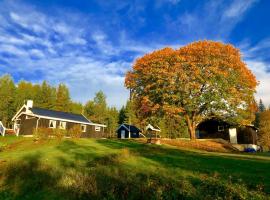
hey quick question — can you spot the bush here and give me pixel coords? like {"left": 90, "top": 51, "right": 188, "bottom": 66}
{"left": 53, "top": 128, "right": 67, "bottom": 140}
{"left": 33, "top": 127, "right": 53, "bottom": 140}
{"left": 68, "top": 125, "right": 82, "bottom": 138}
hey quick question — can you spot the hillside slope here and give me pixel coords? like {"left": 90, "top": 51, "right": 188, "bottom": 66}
{"left": 0, "top": 137, "right": 269, "bottom": 200}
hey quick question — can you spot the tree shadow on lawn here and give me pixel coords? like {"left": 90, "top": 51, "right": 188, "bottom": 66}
{"left": 1, "top": 139, "right": 269, "bottom": 200}
{"left": 0, "top": 142, "right": 202, "bottom": 200}
{"left": 96, "top": 139, "right": 270, "bottom": 194}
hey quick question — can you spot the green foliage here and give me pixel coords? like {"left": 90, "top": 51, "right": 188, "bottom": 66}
{"left": 105, "top": 107, "right": 119, "bottom": 138}
{"left": 0, "top": 75, "right": 16, "bottom": 127}
{"left": 259, "top": 99, "right": 266, "bottom": 113}
{"left": 70, "top": 102, "right": 83, "bottom": 114}
{"left": 84, "top": 91, "right": 108, "bottom": 124}
{"left": 118, "top": 106, "right": 127, "bottom": 125}
{"left": 55, "top": 84, "right": 71, "bottom": 112}
{"left": 258, "top": 110, "right": 270, "bottom": 151}
{"left": 0, "top": 74, "right": 85, "bottom": 127}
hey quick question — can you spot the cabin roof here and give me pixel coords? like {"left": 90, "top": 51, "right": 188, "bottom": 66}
{"left": 30, "top": 107, "right": 91, "bottom": 124}
{"left": 118, "top": 124, "right": 141, "bottom": 133}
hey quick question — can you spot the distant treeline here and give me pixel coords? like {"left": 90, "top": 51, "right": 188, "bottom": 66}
{"left": 0, "top": 74, "right": 192, "bottom": 138}
{"left": 0, "top": 74, "right": 118, "bottom": 136}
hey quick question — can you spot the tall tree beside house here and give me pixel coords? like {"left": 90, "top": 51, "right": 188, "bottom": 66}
{"left": 105, "top": 107, "right": 119, "bottom": 137}
{"left": 0, "top": 75, "right": 16, "bottom": 127}
{"left": 125, "top": 41, "right": 257, "bottom": 140}
{"left": 35, "top": 81, "right": 56, "bottom": 109}
{"left": 70, "top": 102, "right": 83, "bottom": 114}
{"left": 258, "top": 99, "right": 266, "bottom": 112}
{"left": 258, "top": 110, "right": 270, "bottom": 151}
{"left": 254, "top": 99, "right": 266, "bottom": 128}
{"left": 118, "top": 106, "right": 127, "bottom": 125}
{"left": 84, "top": 91, "right": 108, "bottom": 124}
{"left": 124, "top": 100, "right": 139, "bottom": 125}
{"left": 55, "top": 84, "right": 71, "bottom": 112}
{"left": 15, "top": 80, "right": 35, "bottom": 110}
{"left": 93, "top": 90, "right": 107, "bottom": 123}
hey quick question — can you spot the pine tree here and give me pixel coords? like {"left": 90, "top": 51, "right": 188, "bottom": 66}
{"left": 55, "top": 84, "right": 71, "bottom": 112}
{"left": 0, "top": 75, "right": 16, "bottom": 127}
{"left": 84, "top": 91, "right": 108, "bottom": 124}
{"left": 36, "top": 81, "right": 56, "bottom": 109}
{"left": 15, "top": 80, "right": 35, "bottom": 110}
{"left": 118, "top": 106, "right": 127, "bottom": 125}
{"left": 258, "top": 99, "right": 266, "bottom": 112}
{"left": 106, "top": 107, "right": 119, "bottom": 137}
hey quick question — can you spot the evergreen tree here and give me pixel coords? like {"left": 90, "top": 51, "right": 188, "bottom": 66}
{"left": 15, "top": 80, "right": 34, "bottom": 110}
{"left": 84, "top": 91, "right": 108, "bottom": 124}
{"left": 55, "top": 84, "right": 71, "bottom": 112}
{"left": 93, "top": 90, "right": 107, "bottom": 123}
{"left": 258, "top": 99, "right": 266, "bottom": 112}
{"left": 106, "top": 107, "right": 119, "bottom": 137}
{"left": 118, "top": 106, "right": 127, "bottom": 125}
{"left": 35, "top": 81, "right": 56, "bottom": 109}
{"left": 0, "top": 75, "right": 16, "bottom": 127}
{"left": 70, "top": 102, "right": 83, "bottom": 114}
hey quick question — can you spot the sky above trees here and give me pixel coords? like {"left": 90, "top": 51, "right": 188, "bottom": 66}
{"left": 0, "top": 0, "right": 269, "bottom": 108}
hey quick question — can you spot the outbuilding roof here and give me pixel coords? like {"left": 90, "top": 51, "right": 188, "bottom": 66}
{"left": 118, "top": 124, "right": 141, "bottom": 133}
{"left": 30, "top": 107, "right": 91, "bottom": 124}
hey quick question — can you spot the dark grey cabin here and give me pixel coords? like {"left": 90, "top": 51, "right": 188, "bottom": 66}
{"left": 196, "top": 118, "right": 258, "bottom": 144}
{"left": 12, "top": 100, "right": 106, "bottom": 138}
{"left": 117, "top": 124, "right": 141, "bottom": 139}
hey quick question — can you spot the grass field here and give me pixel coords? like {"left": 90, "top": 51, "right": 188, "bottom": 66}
{"left": 0, "top": 136, "right": 270, "bottom": 200}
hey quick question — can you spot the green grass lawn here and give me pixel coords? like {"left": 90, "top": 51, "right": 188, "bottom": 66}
{"left": 0, "top": 136, "right": 270, "bottom": 200}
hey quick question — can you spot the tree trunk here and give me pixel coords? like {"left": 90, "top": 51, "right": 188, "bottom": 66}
{"left": 185, "top": 114, "right": 196, "bottom": 140}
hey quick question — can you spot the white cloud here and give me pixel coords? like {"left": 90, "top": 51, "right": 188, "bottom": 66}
{"left": 246, "top": 60, "right": 270, "bottom": 107}
{"left": 223, "top": 0, "right": 256, "bottom": 18}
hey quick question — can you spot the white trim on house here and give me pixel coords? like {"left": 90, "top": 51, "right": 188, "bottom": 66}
{"left": 146, "top": 124, "right": 161, "bottom": 132}
{"left": 116, "top": 124, "right": 130, "bottom": 132}
{"left": 95, "top": 126, "right": 101, "bottom": 132}
{"left": 0, "top": 121, "right": 6, "bottom": 136}
{"left": 59, "top": 121, "right": 66, "bottom": 129}
{"left": 12, "top": 105, "right": 27, "bottom": 121}
{"left": 49, "top": 120, "right": 57, "bottom": 128}
{"left": 14, "top": 112, "right": 106, "bottom": 127}
{"left": 81, "top": 124, "right": 87, "bottom": 132}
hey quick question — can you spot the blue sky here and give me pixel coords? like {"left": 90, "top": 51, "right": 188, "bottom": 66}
{"left": 0, "top": 0, "right": 269, "bottom": 108}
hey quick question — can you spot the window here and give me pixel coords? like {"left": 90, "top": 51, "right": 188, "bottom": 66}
{"left": 95, "top": 126, "right": 101, "bottom": 132}
{"left": 81, "top": 124, "right": 87, "bottom": 132}
{"left": 218, "top": 126, "right": 224, "bottom": 132}
{"left": 59, "top": 121, "right": 66, "bottom": 129}
{"left": 49, "top": 120, "right": 57, "bottom": 128}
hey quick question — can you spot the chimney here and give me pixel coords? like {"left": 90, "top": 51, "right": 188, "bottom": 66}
{"left": 26, "top": 100, "right": 33, "bottom": 112}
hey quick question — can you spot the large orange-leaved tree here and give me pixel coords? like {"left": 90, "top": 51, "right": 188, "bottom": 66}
{"left": 125, "top": 41, "right": 257, "bottom": 140}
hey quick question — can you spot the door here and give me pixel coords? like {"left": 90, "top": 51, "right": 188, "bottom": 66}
{"left": 121, "top": 130, "right": 125, "bottom": 139}
{"left": 229, "top": 128, "right": 237, "bottom": 144}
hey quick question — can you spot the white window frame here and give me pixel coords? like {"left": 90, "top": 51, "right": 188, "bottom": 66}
{"left": 81, "top": 124, "right": 87, "bottom": 132}
{"left": 218, "top": 126, "right": 224, "bottom": 132}
{"left": 49, "top": 120, "right": 57, "bottom": 129}
{"left": 59, "top": 121, "right": 66, "bottom": 129}
{"left": 95, "top": 126, "right": 101, "bottom": 132}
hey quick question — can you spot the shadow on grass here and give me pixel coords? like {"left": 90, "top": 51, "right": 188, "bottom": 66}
{"left": 96, "top": 139, "right": 270, "bottom": 194}
{"left": 0, "top": 139, "right": 269, "bottom": 200}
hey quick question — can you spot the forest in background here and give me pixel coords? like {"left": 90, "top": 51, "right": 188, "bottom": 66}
{"left": 0, "top": 74, "right": 190, "bottom": 138}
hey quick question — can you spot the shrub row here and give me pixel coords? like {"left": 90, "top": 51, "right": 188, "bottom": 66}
{"left": 33, "top": 125, "right": 82, "bottom": 140}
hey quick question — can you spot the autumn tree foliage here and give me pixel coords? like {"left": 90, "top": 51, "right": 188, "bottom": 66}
{"left": 125, "top": 41, "right": 257, "bottom": 139}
